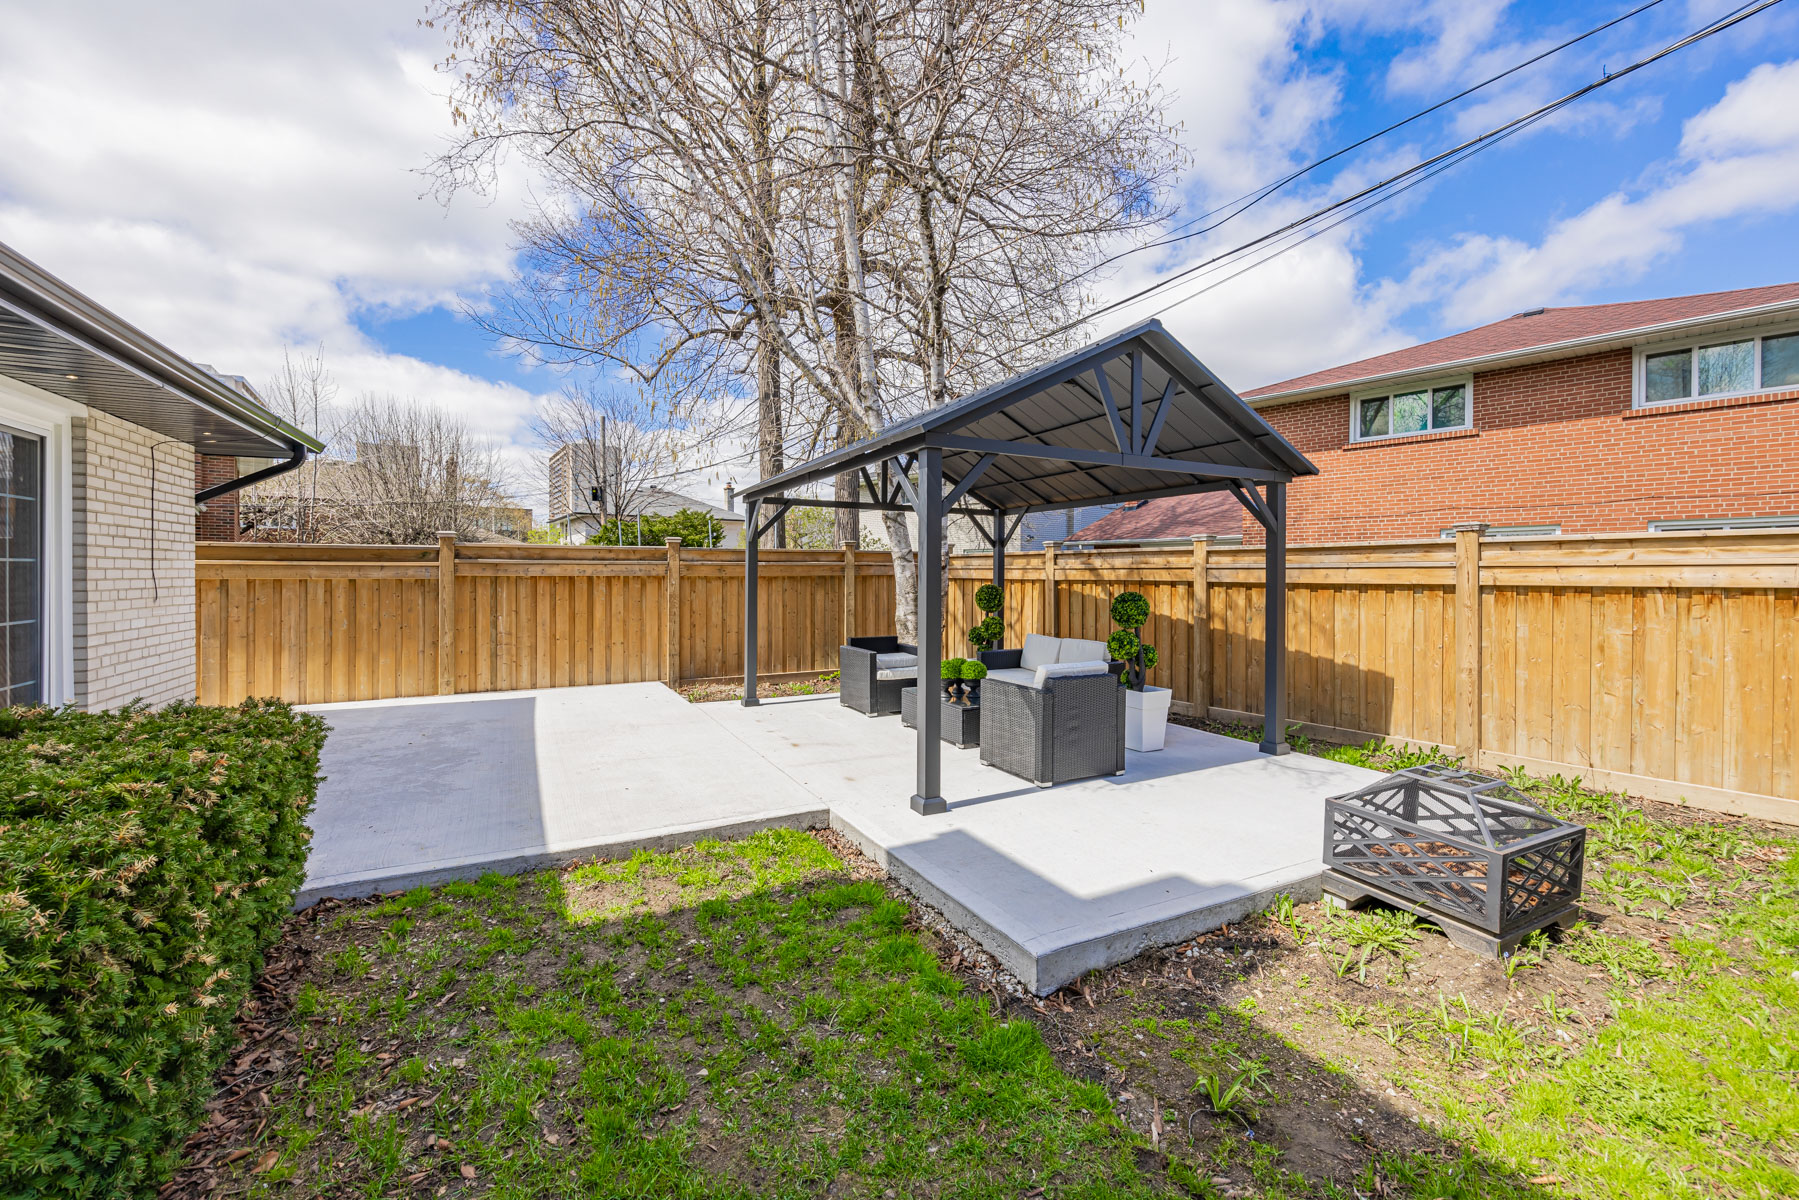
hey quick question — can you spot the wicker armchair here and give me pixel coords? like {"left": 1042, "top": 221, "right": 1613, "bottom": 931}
{"left": 839, "top": 636, "right": 918, "bottom": 716}
{"left": 978, "top": 663, "right": 1126, "bottom": 786}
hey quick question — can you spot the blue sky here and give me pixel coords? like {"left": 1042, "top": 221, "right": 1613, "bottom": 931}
{"left": 1, "top": 0, "right": 1795, "bottom": 506}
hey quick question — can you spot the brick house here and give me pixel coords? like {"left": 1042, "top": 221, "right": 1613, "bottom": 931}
{"left": 0, "top": 241, "right": 319, "bottom": 709}
{"left": 1083, "top": 282, "right": 1799, "bottom": 545}
{"left": 1237, "top": 282, "right": 1799, "bottom": 544}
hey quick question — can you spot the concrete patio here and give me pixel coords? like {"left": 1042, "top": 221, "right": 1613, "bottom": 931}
{"left": 301, "top": 681, "right": 1382, "bottom": 993}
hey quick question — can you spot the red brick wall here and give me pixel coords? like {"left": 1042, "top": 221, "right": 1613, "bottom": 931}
{"left": 194, "top": 453, "right": 239, "bottom": 541}
{"left": 1249, "top": 347, "right": 1799, "bottom": 544}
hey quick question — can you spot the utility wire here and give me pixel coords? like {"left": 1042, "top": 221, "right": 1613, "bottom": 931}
{"left": 1091, "top": 0, "right": 1675, "bottom": 275}
{"left": 1026, "top": 0, "right": 1782, "bottom": 350}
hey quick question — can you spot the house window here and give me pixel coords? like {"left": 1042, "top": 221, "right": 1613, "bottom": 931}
{"left": 1638, "top": 327, "right": 1799, "bottom": 405}
{"left": 0, "top": 424, "right": 42, "bottom": 704}
{"left": 1438, "top": 524, "right": 1561, "bottom": 539}
{"left": 1648, "top": 515, "right": 1799, "bottom": 533}
{"left": 1352, "top": 379, "right": 1470, "bottom": 441}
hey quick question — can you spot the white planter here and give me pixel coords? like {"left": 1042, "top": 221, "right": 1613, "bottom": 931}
{"left": 1124, "top": 685, "right": 1173, "bottom": 752}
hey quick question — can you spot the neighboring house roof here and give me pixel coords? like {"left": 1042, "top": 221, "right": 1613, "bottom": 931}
{"left": 632, "top": 487, "right": 743, "bottom": 524}
{"left": 0, "top": 240, "right": 322, "bottom": 456}
{"left": 1246, "top": 282, "right": 1799, "bottom": 405}
{"left": 1070, "top": 491, "right": 1243, "bottom": 543}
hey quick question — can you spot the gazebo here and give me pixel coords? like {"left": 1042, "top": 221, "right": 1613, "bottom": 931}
{"left": 739, "top": 320, "right": 1318, "bottom": 814}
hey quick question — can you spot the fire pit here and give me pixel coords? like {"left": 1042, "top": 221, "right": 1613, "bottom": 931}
{"left": 1321, "top": 764, "right": 1586, "bottom": 956}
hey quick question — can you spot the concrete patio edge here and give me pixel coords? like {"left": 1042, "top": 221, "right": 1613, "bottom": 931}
{"left": 295, "top": 807, "right": 831, "bottom": 909}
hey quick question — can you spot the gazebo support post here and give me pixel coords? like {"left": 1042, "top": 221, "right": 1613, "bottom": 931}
{"left": 991, "top": 509, "right": 1007, "bottom": 649}
{"left": 742, "top": 498, "right": 761, "bottom": 707}
{"left": 1259, "top": 481, "right": 1290, "bottom": 755}
{"left": 911, "top": 447, "right": 946, "bottom": 814}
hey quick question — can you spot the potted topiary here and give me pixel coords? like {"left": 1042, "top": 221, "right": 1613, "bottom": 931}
{"left": 967, "top": 584, "right": 1005, "bottom": 655}
{"left": 958, "top": 658, "right": 987, "bottom": 702}
{"left": 940, "top": 657, "right": 967, "bottom": 701}
{"left": 1108, "top": 590, "right": 1172, "bottom": 752}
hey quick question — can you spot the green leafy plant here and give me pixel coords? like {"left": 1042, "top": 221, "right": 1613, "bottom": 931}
{"left": 585, "top": 507, "right": 728, "bottom": 547}
{"left": 967, "top": 585, "right": 1005, "bottom": 653}
{"left": 1107, "top": 592, "right": 1157, "bottom": 690}
{"left": 1194, "top": 1069, "right": 1255, "bottom": 1125}
{"left": 939, "top": 658, "right": 967, "bottom": 682}
{"left": 958, "top": 660, "right": 988, "bottom": 682}
{"left": 0, "top": 700, "right": 326, "bottom": 1198}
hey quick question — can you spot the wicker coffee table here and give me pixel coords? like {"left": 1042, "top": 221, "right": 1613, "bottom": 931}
{"left": 899, "top": 686, "right": 981, "bottom": 749}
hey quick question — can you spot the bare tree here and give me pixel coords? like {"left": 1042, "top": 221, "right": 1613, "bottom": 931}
{"left": 428, "top": 0, "right": 1181, "bottom": 635}
{"left": 535, "top": 382, "right": 675, "bottom": 531}
{"left": 254, "top": 346, "right": 342, "bottom": 543}
{"left": 243, "top": 390, "right": 520, "bottom": 545}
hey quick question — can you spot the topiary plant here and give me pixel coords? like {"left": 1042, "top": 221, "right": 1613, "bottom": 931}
{"left": 1109, "top": 590, "right": 1157, "bottom": 690}
{"left": 967, "top": 584, "right": 1005, "bottom": 653}
{"left": 940, "top": 658, "right": 967, "bottom": 688}
{"left": 959, "top": 659, "right": 988, "bottom": 682}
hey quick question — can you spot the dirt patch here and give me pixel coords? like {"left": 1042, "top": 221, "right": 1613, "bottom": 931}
{"left": 677, "top": 674, "right": 838, "bottom": 704}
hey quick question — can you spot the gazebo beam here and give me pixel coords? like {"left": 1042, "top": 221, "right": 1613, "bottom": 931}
{"left": 1259, "top": 481, "right": 1291, "bottom": 756}
{"left": 911, "top": 447, "right": 946, "bottom": 815}
{"left": 928, "top": 434, "right": 1286, "bottom": 483}
{"left": 741, "top": 498, "right": 761, "bottom": 707}
{"left": 1013, "top": 478, "right": 1236, "bottom": 515}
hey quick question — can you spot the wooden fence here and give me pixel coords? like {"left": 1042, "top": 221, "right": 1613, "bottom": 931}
{"left": 198, "top": 530, "right": 1797, "bottom": 823}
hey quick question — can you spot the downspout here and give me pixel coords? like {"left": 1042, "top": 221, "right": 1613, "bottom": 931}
{"left": 195, "top": 439, "right": 308, "bottom": 505}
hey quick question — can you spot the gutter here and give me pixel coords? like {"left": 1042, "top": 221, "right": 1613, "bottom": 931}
{"left": 0, "top": 240, "right": 325, "bottom": 454}
{"left": 1244, "top": 295, "right": 1799, "bottom": 407}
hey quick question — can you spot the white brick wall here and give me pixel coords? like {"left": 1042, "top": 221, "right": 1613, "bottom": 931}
{"left": 71, "top": 411, "right": 196, "bottom": 710}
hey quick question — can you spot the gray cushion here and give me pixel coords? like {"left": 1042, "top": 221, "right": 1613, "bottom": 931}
{"left": 983, "top": 667, "right": 1037, "bottom": 688}
{"left": 1033, "top": 659, "right": 1110, "bottom": 688}
{"left": 1057, "top": 637, "right": 1108, "bottom": 664}
{"left": 1019, "top": 633, "right": 1061, "bottom": 669}
{"left": 874, "top": 652, "right": 917, "bottom": 681}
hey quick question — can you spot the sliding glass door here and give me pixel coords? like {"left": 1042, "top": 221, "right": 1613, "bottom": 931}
{"left": 0, "top": 425, "right": 42, "bottom": 705}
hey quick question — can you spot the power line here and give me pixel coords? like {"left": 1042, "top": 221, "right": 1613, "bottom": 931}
{"left": 1092, "top": 0, "right": 1675, "bottom": 275}
{"left": 1027, "top": 0, "right": 1782, "bottom": 348}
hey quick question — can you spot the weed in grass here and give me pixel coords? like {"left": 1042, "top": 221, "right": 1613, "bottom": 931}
{"left": 1559, "top": 922, "right": 1667, "bottom": 982}
{"left": 1193, "top": 1069, "right": 1255, "bottom": 1125}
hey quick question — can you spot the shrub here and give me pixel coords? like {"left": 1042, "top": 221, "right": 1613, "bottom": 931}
{"left": 959, "top": 660, "right": 988, "bottom": 681}
{"left": 939, "top": 658, "right": 967, "bottom": 681}
{"left": 0, "top": 700, "right": 326, "bottom": 1199}
{"left": 967, "top": 585, "right": 1005, "bottom": 653}
{"left": 1107, "top": 591, "right": 1156, "bottom": 690}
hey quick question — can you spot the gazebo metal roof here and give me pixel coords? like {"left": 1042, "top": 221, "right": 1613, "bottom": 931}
{"left": 742, "top": 319, "right": 1316, "bottom": 517}
{"left": 739, "top": 321, "right": 1311, "bottom": 815}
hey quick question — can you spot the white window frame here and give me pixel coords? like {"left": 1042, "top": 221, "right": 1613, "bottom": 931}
{"left": 1438, "top": 524, "right": 1562, "bottom": 539}
{"left": 0, "top": 373, "right": 83, "bottom": 707}
{"left": 1648, "top": 515, "right": 1799, "bottom": 533}
{"left": 1633, "top": 320, "right": 1799, "bottom": 407}
{"left": 1349, "top": 376, "right": 1474, "bottom": 443}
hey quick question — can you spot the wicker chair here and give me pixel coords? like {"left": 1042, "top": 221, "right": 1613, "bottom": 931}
{"left": 977, "top": 662, "right": 1126, "bottom": 786}
{"left": 839, "top": 636, "right": 918, "bottom": 716}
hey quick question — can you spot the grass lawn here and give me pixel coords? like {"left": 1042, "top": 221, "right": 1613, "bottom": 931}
{"left": 168, "top": 766, "right": 1797, "bottom": 1199}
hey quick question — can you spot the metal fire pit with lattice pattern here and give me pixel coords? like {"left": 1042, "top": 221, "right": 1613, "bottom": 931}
{"left": 1321, "top": 765, "right": 1586, "bottom": 956}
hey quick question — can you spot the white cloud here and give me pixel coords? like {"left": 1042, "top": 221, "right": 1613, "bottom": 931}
{"left": 1396, "top": 58, "right": 1799, "bottom": 327}
{"left": 0, "top": 0, "right": 548, "bottom": 444}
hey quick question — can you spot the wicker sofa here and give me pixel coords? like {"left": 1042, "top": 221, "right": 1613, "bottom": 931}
{"left": 839, "top": 636, "right": 918, "bottom": 716}
{"left": 977, "top": 635, "right": 1126, "bottom": 786}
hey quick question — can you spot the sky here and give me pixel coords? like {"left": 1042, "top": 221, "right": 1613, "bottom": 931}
{"left": 1, "top": 0, "right": 1796, "bottom": 512}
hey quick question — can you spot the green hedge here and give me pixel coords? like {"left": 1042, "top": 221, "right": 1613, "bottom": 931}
{"left": 0, "top": 700, "right": 325, "bottom": 1199}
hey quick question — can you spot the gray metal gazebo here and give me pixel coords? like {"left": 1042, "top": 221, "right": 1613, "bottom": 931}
{"left": 739, "top": 320, "right": 1318, "bottom": 814}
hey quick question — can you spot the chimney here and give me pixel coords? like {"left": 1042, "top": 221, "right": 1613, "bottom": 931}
{"left": 723, "top": 482, "right": 735, "bottom": 512}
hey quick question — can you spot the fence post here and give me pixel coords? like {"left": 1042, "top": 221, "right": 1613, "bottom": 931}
{"left": 1042, "top": 540, "right": 1059, "bottom": 637}
{"left": 1450, "top": 523, "right": 1488, "bottom": 764}
{"left": 1191, "top": 537, "right": 1210, "bottom": 716}
{"left": 436, "top": 531, "right": 456, "bottom": 695}
{"left": 665, "top": 537, "right": 682, "bottom": 685}
{"left": 841, "top": 541, "right": 857, "bottom": 642}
